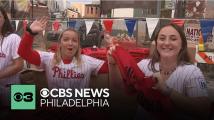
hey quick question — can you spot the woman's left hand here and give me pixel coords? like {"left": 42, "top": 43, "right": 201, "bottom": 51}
{"left": 30, "top": 16, "right": 48, "bottom": 33}
{"left": 152, "top": 72, "right": 165, "bottom": 90}
{"left": 152, "top": 72, "right": 172, "bottom": 96}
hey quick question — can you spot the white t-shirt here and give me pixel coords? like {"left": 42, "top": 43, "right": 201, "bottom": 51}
{"left": 137, "top": 59, "right": 208, "bottom": 97}
{"left": 38, "top": 51, "right": 104, "bottom": 89}
{"left": 0, "top": 33, "right": 21, "bottom": 105}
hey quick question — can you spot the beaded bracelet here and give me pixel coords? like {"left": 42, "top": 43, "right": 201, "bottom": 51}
{"left": 26, "top": 25, "right": 38, "bottom": 36}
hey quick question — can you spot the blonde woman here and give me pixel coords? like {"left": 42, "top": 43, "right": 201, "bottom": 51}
{"left": 18, "top": 17, "right": 107, "bottom": 90}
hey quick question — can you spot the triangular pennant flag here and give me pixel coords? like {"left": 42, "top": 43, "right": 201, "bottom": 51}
{"left": 111, "top": 19, "right": 126, "bottom": 31}
{"left": 15, "top": 20, "right": 19, "bottom": 31}
{"left": 52, "top": 19, "right": 60, "bottom": 31}
{"left": 101, "top": 19, "right": 105, "bottom": 29}
{"left": 75, "top": 20, "right": 83, "bottom": 30}
{"left": 85, "top": 20, "right": 94, "bottom": 35}
{"left": 171, "top": 19, "right": 185, "bottom": 27}
{"left": 200, "top": 20, "right": 214, "bottom": 43}
{"left": 67, "top": 20, "right": 76, "bottom": 29}
{"left": 61, "top": 21, "right": 67, "bottom": 30}
{"left": 171, "top": 9, "right": 175, "bottom": 18}
{"left": 125, "top": 19, "right": 136, "bottom": 37}
{"left": 146, "top": 18, "right": 159, "bottom": 39}
{"left": 42, "top": 30, "right": 45, "bottom": 36}
{"left": 103, "top": 19, "right": 113, "bottom": 33}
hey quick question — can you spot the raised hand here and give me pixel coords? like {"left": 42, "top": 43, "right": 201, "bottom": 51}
{"left": 30, "top": 16, "right": 48, "bottom": 33}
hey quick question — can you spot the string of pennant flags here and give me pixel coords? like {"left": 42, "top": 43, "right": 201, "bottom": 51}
{"left": 11, "top": 19, "right": 138, "bottom": 37}
{"left": 11, "top": 18, "right": 214, "bottom": 40}
{"left": 11, "top": 18, "right": 214, "bottom": 64}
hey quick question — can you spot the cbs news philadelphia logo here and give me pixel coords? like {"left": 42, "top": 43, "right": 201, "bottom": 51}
{"left": 11, "top": 85, "right": 36, "bottom": 110}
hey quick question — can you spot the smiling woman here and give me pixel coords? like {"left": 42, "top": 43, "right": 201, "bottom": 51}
{"left": 135, "top": 23, "right": 211, "bottom": 120}
{"left": 107, "top": 22, "right": 212, "bottom": 120}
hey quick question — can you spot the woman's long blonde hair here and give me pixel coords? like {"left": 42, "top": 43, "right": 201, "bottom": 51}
{"left": 52, "top": 28, "right": 82, "bottom": 66}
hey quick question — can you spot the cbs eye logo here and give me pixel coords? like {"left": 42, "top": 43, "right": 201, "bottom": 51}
{"left": 11, "top": 85, "right": 36, "bottom": 110}
{"left": 13, "top": 92, "right": 33, "bottom": 102}
{"left": 40, "top": 88, "right": 49, "bottom": 98}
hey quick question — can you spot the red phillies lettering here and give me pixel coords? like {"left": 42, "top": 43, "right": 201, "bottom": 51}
{"left": 52, "top": 66, "right": 84, "bottom": 79}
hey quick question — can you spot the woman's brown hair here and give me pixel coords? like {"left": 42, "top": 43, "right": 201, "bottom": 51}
{"left": 0, "top": 7, "right": 14, "bottom": 48}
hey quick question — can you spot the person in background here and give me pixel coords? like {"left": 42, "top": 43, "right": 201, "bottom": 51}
{"left": 0, "top": 7, "right": 23, "bottom": 107}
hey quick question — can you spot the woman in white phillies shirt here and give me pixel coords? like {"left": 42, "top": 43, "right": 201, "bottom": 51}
{"left": 0, "top": 7, "right": 23, "bottom": 106}
{"left": 18, "top": 17, "right": 106, "bottom": 90}
{"left": 137, "top": 23, "right": 210, "bottom": 119}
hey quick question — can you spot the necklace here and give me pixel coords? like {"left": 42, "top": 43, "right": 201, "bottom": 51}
{"left": 160, "top": 66, "right": 176, "bottom": 76}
